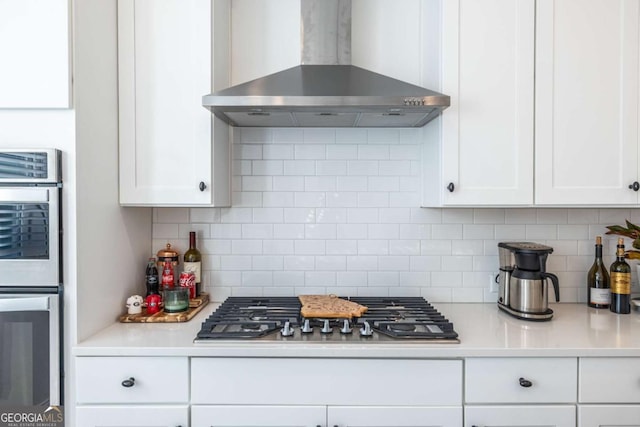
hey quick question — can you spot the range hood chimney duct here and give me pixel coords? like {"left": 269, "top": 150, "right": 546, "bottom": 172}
{"left": 203, "top": 0, "right": 450, "bottom": 128}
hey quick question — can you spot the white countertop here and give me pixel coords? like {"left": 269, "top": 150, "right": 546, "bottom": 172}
{"left": 73, "top": 303, "right": 640, "bottom": 358}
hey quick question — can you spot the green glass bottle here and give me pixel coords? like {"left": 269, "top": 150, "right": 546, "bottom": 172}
{"left": 183, "top": 231, "right": 202, "bottom": 296}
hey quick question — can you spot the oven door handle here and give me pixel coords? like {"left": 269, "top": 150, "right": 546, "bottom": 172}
{"left": 0, "top": 296, "right": 50, "bottom": 312}
{"left": 0, "top": 187, "right": 50, "bottom": 203}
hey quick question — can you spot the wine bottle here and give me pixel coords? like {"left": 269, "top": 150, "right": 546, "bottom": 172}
{"left": 183, "top": 231, "right": 202, "bottom": 296}
{"left": 587, "top": 236, "right": 610, "bottom": 309}
{"left": 610, "top": 237, "right": 631, "bottom": 314}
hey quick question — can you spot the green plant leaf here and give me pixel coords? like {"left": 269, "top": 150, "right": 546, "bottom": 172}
{"left": 626, "top": 250, "right": 640, "bottom": 260}
{"left": 626, "top": 220, "right": 640, "bottom": 232}
{"left": 605, "top": 225, "right": 636, "bottom": 237}
{"left": 633, "top": 238, "right": 640, "bottom": 250}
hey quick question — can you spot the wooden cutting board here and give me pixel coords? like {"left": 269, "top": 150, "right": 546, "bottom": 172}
{"left": 299, "top": 295, "right": 367, "bottom": 319}
{"left": 119, "top": 292, "right": 209, "bottom": 323}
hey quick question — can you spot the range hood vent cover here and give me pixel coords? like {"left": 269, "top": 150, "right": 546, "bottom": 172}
{"left": 203, "top": 0, "right": 450, "bottom": 128}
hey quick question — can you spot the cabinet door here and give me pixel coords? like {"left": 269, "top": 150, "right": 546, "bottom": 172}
{"left": 76, "top": 405, "right": 189, "bottom": 427}
{"left": 465, "top": 406, "right": 576, "bottom": 427}
{"left": 579, "top": 405, "right": 640, "bottom": 427}
{"left": 118, "top": 0, "right": 230, "bottom": 206}
{"left": 435, "top": 0, "right": 534, "bottom": 206}
{"left": 535, "top": 0, "right": 640, "bottom": 205}
{"left": 191, "top": 405, "right": 325, "bottom": 427}
{"left": 0, "top": 0, "right": 70, "bottom": 108}
{"left": 328, "top": 406, "right": 462, "bottom": 427}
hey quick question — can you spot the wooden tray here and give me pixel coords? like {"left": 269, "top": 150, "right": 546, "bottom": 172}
{"left": 119, "top": 292, "right": 210, "bottom": 323}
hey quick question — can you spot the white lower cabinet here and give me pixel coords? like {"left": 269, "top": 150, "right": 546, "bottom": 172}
{"left": 76, "top": 405, "right": 189, "bottom": 427}
{"left": 578, "top": 357, "right": 640, "bottom": 426}
{"left": 578, "top": 405, "right": 640, "bottom": 427}
{"left": 192, "top": 405, "right": 461, "bottom": 427}
{"left": 75, "top": 357, "right": 189, "bottom": 427}
{"left": 465, "top": 358, "right": 577, "bottom": 427}
{"left": 465, "top": 405, "right": 576, "bottom": 427}
{"left": 190, "top": 358, "right": 463, "bottom": 427}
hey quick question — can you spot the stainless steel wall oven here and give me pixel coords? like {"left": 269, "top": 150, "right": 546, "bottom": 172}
{"left": 0, "top": 149, "right": 63, "bottom": 407}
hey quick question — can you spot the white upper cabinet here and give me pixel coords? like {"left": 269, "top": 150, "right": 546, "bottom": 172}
{"left": 118, "top": 0, "right": 230, "bottom": 206}
{"left": 535, "top": 0, "right": 640, "bottom": 205}
{"left": 424, "top": 0, "right": 535, "bottom": 206}
{"left": 0, "top": 0, "right": 71, "bottom": 108}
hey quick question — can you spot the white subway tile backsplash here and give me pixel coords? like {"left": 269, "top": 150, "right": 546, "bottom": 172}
{"left": 262, "top": 192, "right": 294, "bottom": 207}
{"left": 252, "top": 160, "right": 283, "bottom": 176}
{"left": 190, "top": 208, "right": 220, "bottom": 223}
{"left": 252, "top": 256, "right": 284, "bottom": 271}
{"left": 305, "top": 224, "right": 337, "bottom": 239}
{"left": 327, "top": 144, "right": 357, "bottom": 159}
{"left": 241, "top": 224, "right": 273, "bottom": 239}
{"left": 284, "top": 256, "right": 315, "bottom": 270}
{"left": 368, "top": 224, "right": 399, "bottom": 239}
{"left": 232, "top": 240, "right": 262, "bottom": 255}
{"left": 263, "top": 144, "right": 293, "bottom": 160}
{"left": 368, "top": 176, "right": 399, "bottom": 191}
{"left": 305, "top": 176, "right": 337, "bottom": 191}
{"left": 294, "top": 240, "right": 326, "bottom": 255}
{"left": 274, "top": 224, "right": 305, "bottom": 239}
{"left": 316, "top": 160, "right": 347, "bottom": 176}
{"left": 315, "top": 256, "right": 346, "bottom": 271}
{"left": 336, "top": 176, "right": 367, "bottom": 192}
{"left": 294, "top": 192, "right": 326, "bottom": 208}
{"left": 315, "top": 208, "right": 347, "bottom": 223}
{"left": 284, "top": 160, "right": 316, "bottom": 176}
{"left": 336, "top": 272, "right": 367, "bottom": 286}
{"left": 326, "top": 192, "right": 358, "bottom": 207}
{"left": 537, "top": 209, "right": 568, "bottom": 224}
{"left": 252, "top": 208, "right": 283, "bottom": 223}
{"left": 273, "top": 271, "right": 304, "bottom": 286}
{"left": 347, "top": 160, "right": 378, "bottom": 175}
{"left": 295, "top": 144, "right": 325, "bottom": 159}
{"left": 152, "top": 136, "right": 624, "bottom": 302}
{"left": 326, "top": 239, "right": 358, "bottom": 255}
{"left": 389, "top": 240, "right": 420, "bottom": 255}
{"left": 335, "top": 128, "right": 367, "bottom": 144}
{"left": 283, "top": 208, "right": 316, "bottom": 224}
{"left": 357, "top": 192, "right": 389, "bottom": 207}
{"left": 263, "top": 240, "right": 294, "bottom": 255}
{"left": 357, "top": 240, "right": 389, "bottom": 255}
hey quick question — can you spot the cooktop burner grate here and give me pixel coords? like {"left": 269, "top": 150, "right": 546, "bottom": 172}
{"left": 195, "top": 296, "right": 459, "bottom": 343}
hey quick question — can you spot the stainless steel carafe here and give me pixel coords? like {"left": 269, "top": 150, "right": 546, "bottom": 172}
{"left": 497, "top": 242, "right": 560, "bottom": 321}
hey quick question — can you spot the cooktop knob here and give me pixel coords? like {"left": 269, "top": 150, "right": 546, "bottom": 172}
{"left": 321, "top": 319, "right": 333, "bottom": 334}
{"left": 280, "top": 321, "right": 294, "bottom": 337}
{"left": 301, "top": 319, "right": 313, "bottom": 333}
{"left": 360, "top": 321, "right": 373, "bottom": 337}
{"left": 340, "top": 319, "right": 352, "bottom": 334}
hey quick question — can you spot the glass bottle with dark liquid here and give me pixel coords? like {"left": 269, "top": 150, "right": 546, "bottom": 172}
{"left": 610, "top": 237, "right": 631, "bottom": 314}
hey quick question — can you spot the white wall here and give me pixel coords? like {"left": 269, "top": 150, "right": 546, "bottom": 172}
{"left": 151, "top": 128, "right": 637, "bottom": 304}
{"left": 73, "top": 0, "right": 152, "bottom": 343}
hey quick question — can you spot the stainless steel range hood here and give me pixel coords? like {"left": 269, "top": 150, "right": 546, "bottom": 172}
{"left": 202, "top": 0, "right": 450, "bottom": 128}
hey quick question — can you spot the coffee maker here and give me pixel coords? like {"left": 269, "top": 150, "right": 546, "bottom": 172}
{"left": 497, "top": 242, "right": 560, "bottom": 321}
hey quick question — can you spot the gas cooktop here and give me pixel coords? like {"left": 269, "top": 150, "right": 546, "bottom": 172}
{"left": 194, "top": 296, "right": 460, "bottom": 344}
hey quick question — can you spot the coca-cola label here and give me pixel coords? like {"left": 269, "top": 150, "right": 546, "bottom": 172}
{"left": 183, "top": 261, "right": 201, "bottom": 283}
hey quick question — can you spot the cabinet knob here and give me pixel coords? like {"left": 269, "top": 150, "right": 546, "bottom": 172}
{"left": 518, "top": 377, "right": 533, "bottom": 388}
{"left": 629, "top": 181, "right": 640, "bottom": 191}
{"left": 447, "top": 182, "right": 455, "bottom": 192}
{"left": 121, "top": 377, "right": 135, "bottom": 387}
{"left": 199, "top": 181, "right": 207, "bottom": 192}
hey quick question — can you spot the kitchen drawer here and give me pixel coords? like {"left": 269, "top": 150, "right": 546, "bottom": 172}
{"left": 465, "top": 358, "right": 577, "bottom": 403}
{"left": 191, "top": 358, "right": 462, "bottom": 406}
{"left": 580, "top": 357, "right": 640, "bottom": 403}
{"left": 75, "top": 356, "right": 188, "bottom": 404}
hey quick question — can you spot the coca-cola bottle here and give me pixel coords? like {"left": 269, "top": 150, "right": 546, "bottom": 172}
{"left": 145, "top": 257, "right": 159, "bottom": 296}
{"left": 161, "top": 259, "right": 175, "bottom": 289}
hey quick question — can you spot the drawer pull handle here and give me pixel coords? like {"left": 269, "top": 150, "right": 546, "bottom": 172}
{"left": 121, "top": 377, "right": 135, "bottom": 388}
{"left": 630, "top": 181, "right": 640, "bottom": 191}
{"left": 519, "top": 377, "right": 533, "bottom": 388}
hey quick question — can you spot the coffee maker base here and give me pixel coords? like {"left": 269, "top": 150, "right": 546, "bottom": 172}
{"left": 497, "top": 302, "right": 554, "bottom": 321}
